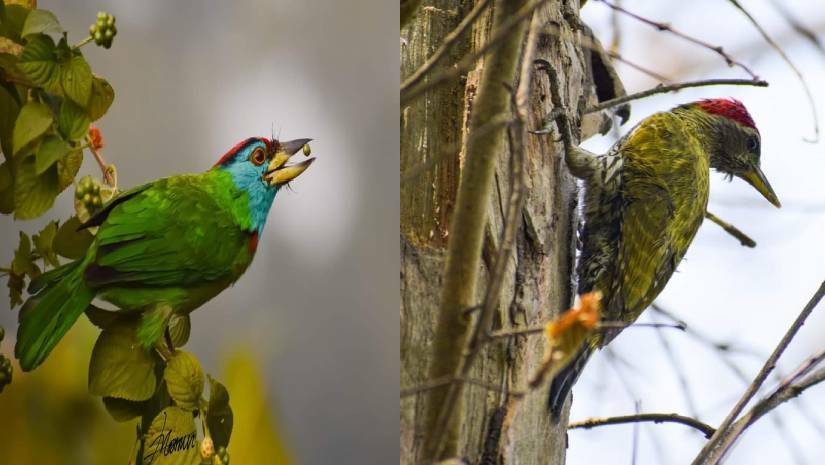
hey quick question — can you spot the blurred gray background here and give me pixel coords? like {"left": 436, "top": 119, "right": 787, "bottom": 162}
{"left": 0, "top": 1, "right": 398, "bottom": 464}
{"left": 569, "top": 1, "right": 825, "bottom": 464}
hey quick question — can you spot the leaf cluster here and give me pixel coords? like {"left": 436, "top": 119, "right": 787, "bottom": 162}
{"left": 0, "top": 3, "right": 114, "bottom": 220}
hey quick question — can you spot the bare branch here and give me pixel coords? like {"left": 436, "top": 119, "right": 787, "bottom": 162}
{"left": 704, "top": 211, "right": 756, "bottom": 248}
{"left": 594, "top": 0, "right": 759, "bottom": 79}
{"left": 584, "top": 79, "right": 768, "bottom": 114}
{"left": 570, "top": 412, "right": 716, "bottom": 438}
{"left": 401, "top": 0, "right": 491, "bottom": 95}
{"left": 692, "top": 280, "right": 825, "bottom": 465}
{"left": 725, "top": 0, "right": 819, "bottom": 142}
{"left": 607, "top": 50, "right": 672, "bottom": 83}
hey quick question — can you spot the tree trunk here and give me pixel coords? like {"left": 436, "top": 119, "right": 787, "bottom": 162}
{"left": 401, "top": 1, "right": 620, "bottom": 464}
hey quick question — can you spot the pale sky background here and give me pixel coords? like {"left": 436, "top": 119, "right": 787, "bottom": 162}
{"left": 0, "top": 1, "right": 398, "bottom": 464}
{"left": 571, "top": 1, "right": 825, "bottom": 464}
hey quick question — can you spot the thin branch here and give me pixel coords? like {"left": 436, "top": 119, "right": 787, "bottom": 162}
{"left": 594, "top": 0, "right": 759, "bottom": 79}
{"left": 709, "top": 363, "right": 825, "bottom": 464}
{"left": 401, "top": 0, "right": 491, "bottom": 95}
{"left": 692, "top": 280, "right": 825, "bottom": 465}
{"left": 401, "top": 375, "right": 525, "bottom": 398}
{"left": 584, "top": 78, "right": 768, "bottom": 114}
{"left": 607, "top": 51, "right": 672, "bottom": 83}
{"left": 704, "top": 211, "right": 756, "bottom": 248}
{"left": 570, "top": 412, "right": 716, "bottom": 438}
{"left": 401, "top": 0, "right": 552, "bottom": 106}
{"left": 486, "top": 321, "right": 683, "bottom": 340}
{"left": 769, "top": 0, "right": 825, "bottom": 60}
{"left": 725, "top": 0, "right": 818, "bottom": 142}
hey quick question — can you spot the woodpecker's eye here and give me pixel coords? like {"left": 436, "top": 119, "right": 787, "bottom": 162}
{"left": 746, "top": 136, "right": 759, "bottom": 153}
{"left": 249, "top": 147, "right": 266, "bottom": 166}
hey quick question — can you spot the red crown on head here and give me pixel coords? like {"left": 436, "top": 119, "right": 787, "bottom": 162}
{"left": 213, "top": 137, "right": 276, "bottom": 168}
{"left": 695, "top": 98, "right": 757, "bottom": 131}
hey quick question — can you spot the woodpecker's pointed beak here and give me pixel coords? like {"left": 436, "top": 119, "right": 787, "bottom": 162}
{"left": 742, "top": 166, "right": 781, "bottom": 208}
{"left": 264, "top": 138, "right": 314, "bottom": 187}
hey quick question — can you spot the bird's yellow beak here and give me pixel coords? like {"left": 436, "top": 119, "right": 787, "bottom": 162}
{"left": 264, "top": 138, "right": 315, "bottom": 187}
{"left": 741, "top": 166, "right": 781, "bottom": 208}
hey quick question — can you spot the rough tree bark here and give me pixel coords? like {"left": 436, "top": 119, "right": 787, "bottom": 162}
{"left": 401, "top": 1, "right": 623, "bottom": 464}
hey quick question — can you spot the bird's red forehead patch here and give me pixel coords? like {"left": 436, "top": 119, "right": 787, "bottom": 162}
{"left": 213, "top": 137, "right": 275, "bottom": 168}
{"left": 696, "top": 98, "right": 757, "bottom": 130}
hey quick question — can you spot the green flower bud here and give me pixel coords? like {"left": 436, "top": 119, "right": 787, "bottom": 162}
{"left": 104, "top": 29, "right": 113, "bottom": 39}
{"left": 89, "top": 25, "right": 96, "bottom": 35}
{"left": 303, "top": 143, "right": 311, "bottom": 157}
{"left": 97, "top": 11, "right": 107, "bottom": 21}
{"left": 94, "top": 31, "right": 103, "bottom": 42}
{"left": 83, "top": 193, "right": 92, "bottom": 205}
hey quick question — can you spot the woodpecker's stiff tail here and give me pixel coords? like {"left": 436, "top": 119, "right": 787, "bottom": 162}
{"left": 548, "top": 344, "right": 593, "bottom": 422}
{"left": 15, "top": 258, "right": 94, "bottom": 371}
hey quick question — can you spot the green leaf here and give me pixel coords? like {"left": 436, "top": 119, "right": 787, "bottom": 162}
{"left": 34, "top": 134, "right": 68, "bottom": 174}
{"left": 12, "top": 101, "right": 53, "bottom": 155}
{"left": 13, "top": 154, "right": 58, "bottom": 219}
{"left": 12, "top": 231, "right": 38, "bottom": 276}
{"left": 0, "top": 5, "right": 30, "bottom": 42}
{"left": 144, "top": 406, "right": 200, "bottom": 465}
{"left": 102, "top": 396, "right": 146, "bottom": 422}
{"left": 61, "top": 54, "right": 91, "bottom": 106}
{"left": 168, "top": 314, "right": 191, "bottom": 348}
{"left": 163, "top": 351, "right": 204, "bottom": 411}
{"left": 0, "top": 161, "right": 11, "bottom": 191}
{"left": 57, "top": 99, "right": 90, "bottom": 141}
{"left": 88, "top": 319, "right": 158, "bottom": 401}
{"left": 87, "top": 75, "right": 114, "bottom": 121}
{"left": 52, "top": 215, "right": 93, "bottom": 259}
{"left": 17, "top": 33, "right": 58, "bottom": 90}
{"left": 56, "top": 149, "right": 81, "bottom": 192}
{"left": 20, "top": 9, "right": 61, "bottom": 38}
{"left": 0, "top": 84, "right": 21, "bottom": 158}
{"left": 206, "top": 375, "right": 233, "bottom": 449}
{"left": 32, "top": 220, "right": 59, "bottom": 267}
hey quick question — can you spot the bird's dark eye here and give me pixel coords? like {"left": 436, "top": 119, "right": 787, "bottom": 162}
{"left": 249, "top": 148, "right": 266, "bottom": 166}
{"left": 746, "top": 136, "right": 759, "bottom": 153}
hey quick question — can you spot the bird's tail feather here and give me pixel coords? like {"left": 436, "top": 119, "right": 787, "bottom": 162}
{"left": 548, "top": 344, "right": 593, "bottom": 422}
{"left": 15, "top": 259, "right": 94, "bottom": 371}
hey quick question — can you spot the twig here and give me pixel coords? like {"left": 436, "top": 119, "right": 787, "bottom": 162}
{"left": 692, "top": 280, "right": 825, "bottom": 465}
{"left": 725, "top": 0, "right": 818, "bottom": 142}
{"left": 607, "top": 51, "right": 672, "bottom": 83}
{"left": 584, "top": 78, "right": 768, "bottom": 114}
{"left": 486, "top": 321, "right": 683, "bottom": 340}
{"left": 401, "top": 0, "right": 491, "bottom": 95}
{"left": 704, "top": 211, "right": 756, "bottom": 248}
{"left": 769, "top": 0, "right": 825, "bottom": 59}
{"left": 570, "top": 412, "right": 716, "bottom": 438}
{"left": 709, "top": 364, "right": 825, "bottom": 464}
{"left": 401, "top": 0, "right": 552, "bottom": 106}
{"left": 421, "top": 0, "right": 532, "bottom": 459}
{"left": 401, "top": 375, "right": 525, "bottom": 398}
{"left": 594, "top": 0, "right": 759, "bottom": 79}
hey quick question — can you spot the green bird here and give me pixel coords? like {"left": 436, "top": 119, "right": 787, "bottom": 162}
{"left": 15, "top": 137, "right": 314, "bottom": 371}
{"left": 548, "top": 98, "right": 780, "bottom": 419}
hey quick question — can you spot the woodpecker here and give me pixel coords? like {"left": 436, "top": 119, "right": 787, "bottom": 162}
{"left": 549, "top": 98, "right": 780, "bottom": 420}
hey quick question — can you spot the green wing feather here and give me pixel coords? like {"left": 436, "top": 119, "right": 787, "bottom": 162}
{"left": 85, "top": 174, "right": 249, "bottom": 289}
